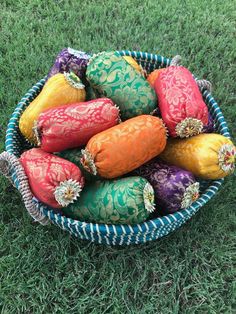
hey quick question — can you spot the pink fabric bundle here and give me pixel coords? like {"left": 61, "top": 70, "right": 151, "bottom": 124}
{"left": 154, "top": 66, "right": 209, "bottom": 138}
{"left": 20, "top": 148, "right": 85, "bottom": 208}
{"left": 35, "top": 98, "right": 120, "bottom": 152}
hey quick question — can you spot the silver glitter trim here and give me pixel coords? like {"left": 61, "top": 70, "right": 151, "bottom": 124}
{"left": 143, "top": 182, "right": 156, "bottom": 213}
{"left": 81, "top": 148, "right": 97, "bottom": 175}
{"left": 32, "top": 120, "right": 41, "bottom": 146}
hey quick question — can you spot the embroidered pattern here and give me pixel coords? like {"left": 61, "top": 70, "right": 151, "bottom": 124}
{"left": 68, "top": 47, "right": 91, "bottom": 59}
{"left": 32, "top": 120, "right": 41, "bottom": 146}
{"left": 160, "top": 134, "right": 235, "bottom": 180}
{"left": 35, "top": 98, "right": 120, "bottom": 153}
{"left": 20, "top": 148, "right": 84, "bottom": 208}
{"left": 83, "top": 115, "right": 167, "bottom": 179}
{"left": 133, "top": 159, "right": 197, "bottom": 213}
{"left": 47, "top": 48, "right": 90, "bottom": 80}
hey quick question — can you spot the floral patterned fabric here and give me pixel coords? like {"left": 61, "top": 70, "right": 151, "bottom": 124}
{"left": 81, "top": 115, "right": 167, "bottom": 179}
{"left": 86, "top": 51, "right": 157, "bottom": 120}
{"left": 47, "top": 48, "right": 91, "bottom": 82}
{"left": 133, "top": 159, "right": 199, "bottom": 214}
{"left": 20, "top": 148, "right": 85, "bottom": 208}
{"left": 154, "top": 66, "right": 209, "bottom": 137}
{"left": 62, "top": 176, "right": 154, "bottom": 224}
{"left": 19, "top": 72, "right": 86, "bottom": 143}
{"left": 36, "top": 98, "right": 120, "bottom": 153}
{"left": 160, "top": 133, "right": 236, "bottom": 179}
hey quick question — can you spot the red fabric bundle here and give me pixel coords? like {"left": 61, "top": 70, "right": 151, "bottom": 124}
{"left": 35, "top": 98, "right": 120, "bottom": 152}
{"left": 154, "top": 66, "right": 209, "bottom": 138}
{"left": 20, "top": 148, "right": 85, "bottom": 208}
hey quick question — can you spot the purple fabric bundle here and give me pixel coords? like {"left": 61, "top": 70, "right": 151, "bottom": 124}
{"left": 133, "top": 159, "right": 200, "bottom": 214}
{"left": 47, "top": 48, "right": 91, "bottom": 81}
{"left": 203, "top": 113, "right": 214, "bottom": 133}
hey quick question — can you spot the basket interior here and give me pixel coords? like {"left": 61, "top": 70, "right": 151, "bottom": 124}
{"left": 4, "top": 50, "right": 232, "bottom": 245}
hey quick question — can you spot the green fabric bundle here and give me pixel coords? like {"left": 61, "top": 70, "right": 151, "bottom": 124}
{"left": 86, "top": 51, "right": 157, "bottom": 120}
{"left": 62, "top": 176, "right": 155, "bottom": 224}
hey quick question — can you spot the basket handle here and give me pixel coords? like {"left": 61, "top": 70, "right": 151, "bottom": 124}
{"left": 0, "top": 151, "right": 49, "bottom": 225}
{"left": 170, "top": 55, "right": 182, "bottom": 66}
{"left": 196, "top": 79, "right": 212, "bottom": 93}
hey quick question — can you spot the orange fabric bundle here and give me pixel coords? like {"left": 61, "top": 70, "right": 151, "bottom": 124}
{"left": 81, "top": 115, "right": 167, "bottom": 179}
{"left": 147, "top": 69, "right": 163, "bottom": 87}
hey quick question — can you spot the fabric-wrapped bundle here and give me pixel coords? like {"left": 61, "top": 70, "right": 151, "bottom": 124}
{"left": 86, "top": 51, "right": 157, "bottom": 120}
{"left": 85, "top": 55, "right": 145, "bottom": 102}
{"left": 160, "top": 134, "right": 236, "bottom": 179}
{"left": 154, "top": 66, "right": 209, "bottom": 138}
{"left": 203, "top": 113, "right": 214, "bottom": 133}
{"left": 123, "top": 56, "right": 145, "bottom": 75}
{"left": 133, "top": 159, "right": 200, "bottom": 214}
{"left": 80, "top": 115, "right": 167, "bottom": 179}
{"left": 147, "top": 69, "right": 163, "bottom": 87}
{"left": 20, "top": 148, "right": 85, "bottom": 208}
{"left": 47, "top": 47, "right": 91, "bottom": 81}
{"left": 19, "top": 72, "right": 86, "bottom": 143}
{"left": 34, "top": 98, "right": 120, "bottom": 153}
{"left": 62, "top": 176, "right": 155, "bottom": 224}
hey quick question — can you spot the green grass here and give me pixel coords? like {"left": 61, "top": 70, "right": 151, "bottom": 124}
{"left": 0, "top": 0, "right": 236, "bottom": 313}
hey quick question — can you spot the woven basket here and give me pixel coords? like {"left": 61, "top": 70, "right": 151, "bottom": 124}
{"left": 1, "top": 50, "right": 231, "bottom": 245}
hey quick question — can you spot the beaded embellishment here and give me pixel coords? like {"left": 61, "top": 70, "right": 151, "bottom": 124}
{"left": 218, "top": 144, "right": 236, "bottom": 173}
{"left": 54, "top": 179, "right": 82, "bottom": 207}
{"left": 175, "top": 118, "right": 203, "bottom": 138}
{"left": 80, "top": 149, "right": 97, "bottom": 175}
{"left": 143, "top": 182, "right": 156, "bottom": 213}
{"left": 67, "top": 47, "right": 91, "bottom": 59}
{"left": 32, "top": 120, "right": 41, "bottom": 146}
{"left": 181, "top": 182, "right": 200, "bottom": 209}
{"left": 64, "top": 72, "right": 85, "bottom": 89}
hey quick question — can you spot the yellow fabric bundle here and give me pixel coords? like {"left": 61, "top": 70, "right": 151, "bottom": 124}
{"left": 19, "top": 72, "right": 86, "bottom": 143}
{"left": 123, "top": 56, "right": 144, "bottom": 75}
{"left": 160, "top": 133, "right": 235, "bottom": 179}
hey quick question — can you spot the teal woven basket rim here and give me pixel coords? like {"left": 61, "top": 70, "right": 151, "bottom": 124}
{"left": 4, "top": 50, "right": 231, "bottom": 245}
